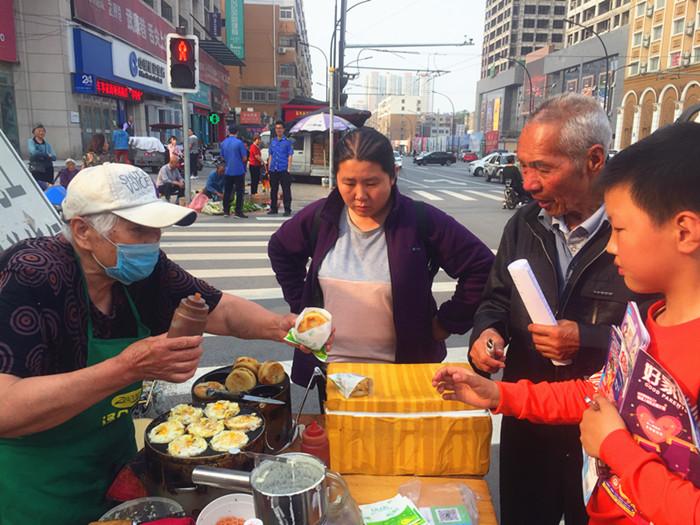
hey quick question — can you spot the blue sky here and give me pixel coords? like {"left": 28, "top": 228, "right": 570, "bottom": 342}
{"left": 303, "top": 0, "right": 487, "bottom": 112}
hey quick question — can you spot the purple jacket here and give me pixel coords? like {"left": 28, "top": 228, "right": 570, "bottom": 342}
{"left": 268, "top": 186, "right": 495, "bottom": 386}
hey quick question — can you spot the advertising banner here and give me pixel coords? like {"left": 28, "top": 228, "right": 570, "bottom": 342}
{"left": 226, "top": 0, "right": 245, "bottom": 59}
{"left": 73, "top": 0, "right": 171, "bottom": 59}
{"left": 0, "top": 0, "right": 17, "bottom": 63}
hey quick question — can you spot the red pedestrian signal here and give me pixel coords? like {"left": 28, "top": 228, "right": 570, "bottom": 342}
{"left": 166, "top": 34, "right": 199, "bottom": 92}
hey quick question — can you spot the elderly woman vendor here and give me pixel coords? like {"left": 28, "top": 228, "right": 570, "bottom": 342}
{"left": 0, "top": 163, "right": 297, "bottom": 524}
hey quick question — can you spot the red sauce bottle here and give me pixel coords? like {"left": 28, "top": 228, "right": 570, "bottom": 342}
{"left": 301, "top": 420, "right": 330, "bottom": 467}
{"left": 167, "top": 292, "right": 209, "bottom": 338}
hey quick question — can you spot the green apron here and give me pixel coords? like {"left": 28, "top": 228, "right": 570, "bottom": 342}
{"left": 0, "top": 284, "right": 149, "bottom": 525}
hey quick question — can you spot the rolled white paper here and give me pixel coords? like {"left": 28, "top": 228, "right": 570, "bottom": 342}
{"left": 507, "top": 259, "right": 572, "bottom": 366}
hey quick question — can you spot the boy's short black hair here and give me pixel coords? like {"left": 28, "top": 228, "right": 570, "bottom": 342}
{"left": 274, "top": 120, "right": 285, "bottom": 128}
{"left": 598, "top": 122, "right": 700, "bottom": 225}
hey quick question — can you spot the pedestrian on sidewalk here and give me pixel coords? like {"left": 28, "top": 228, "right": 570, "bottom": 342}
{"left": 220, "top": 125, "right": 248, "bottom": 218}
{"left": 268, "top": 126, "right": 495, "bottom": 387}
{"left": 83, "top": 133, "right": 110, "bottom": 168}
{"left": 249, "top": 134, "right": 263, "bottom": 196}
{"left": 267, "top": 121, "right": 294, "bottom": 216}
{"left": 156, "top": 156, "right": 185, "bottom": 203}
{"left": 123, "top": 114, "right": 135, "bottom": 136}
{"left": 188, "top": 129, "right": 201, "bottom": 179}
{"left": 112, "top": 124, "right": 130, "bottom": 164}
{"left": 27, "top": 123, "right": 56, "bottom": 189}
{"left": 203, "top": 161, "right": 225, "bottom": 201}
{"left": 57, "top": 158, "right": 80, "bottom": 188}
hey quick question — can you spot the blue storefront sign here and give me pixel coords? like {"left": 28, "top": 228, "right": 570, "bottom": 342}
{"left": 73, "top": 72, "right": 96, "bottom": 94}
{"left": 72, "top": 28, "right": 173, "bottom": 99}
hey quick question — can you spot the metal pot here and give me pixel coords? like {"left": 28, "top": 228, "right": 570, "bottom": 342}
{"left": 192, "top": 453, "right": 362, "bottom": 525}
{"left": 191, "top": 366, "right": 293, "bottom": 453}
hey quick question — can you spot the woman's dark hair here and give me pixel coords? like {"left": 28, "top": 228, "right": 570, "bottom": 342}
{"left": 88, "top": 133, "right": 105, "bottom": 153}
{"left": 598, "top": 122, "right": 700, "bottom": 225}
{"left": 169, "top": 135, "right": 177, "bottom": 143}
{"left": 333, "top": 127, "right": 396, "bottom": 179}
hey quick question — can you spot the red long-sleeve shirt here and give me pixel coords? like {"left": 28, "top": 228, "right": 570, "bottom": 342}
{"left": 495, "top": 301, "right": 700, "bottom": 525}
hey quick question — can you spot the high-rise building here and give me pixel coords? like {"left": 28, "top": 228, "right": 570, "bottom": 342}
{"left": 614, "top": 0, "right": 700, "bottom": 149}
{"left": 480, "top": 0, "right": 568, "bottom": 78}
{"left": 566, "top": 0, "right": 631, "bottom": 46}
{"left": 360, "top": 72, "right": 428, "bottom": 113}
{"left": 224, "top": 0, "right": 313, "bottom": 132}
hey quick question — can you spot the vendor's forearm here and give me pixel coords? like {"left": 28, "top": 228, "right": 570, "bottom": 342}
{"left": 206, "top": 293, "right": 283, "bottom": 341}
{"left": 0, "top": 357, "right": 137, "bottom": 438}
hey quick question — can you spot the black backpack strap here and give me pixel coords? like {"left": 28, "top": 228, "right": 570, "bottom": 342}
{"left": 413, "top": 200, "right": 440, "bottom": 278}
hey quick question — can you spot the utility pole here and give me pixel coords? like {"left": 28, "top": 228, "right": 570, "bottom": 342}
{"left": 336, "top": 0, "right": 348, "bottom": 108}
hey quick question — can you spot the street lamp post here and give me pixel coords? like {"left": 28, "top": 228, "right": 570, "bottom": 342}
{"left": 432, "top": 90, "right": 455, "bottom": 153}
{"left": 564, "top": 18, "right": 610, "bottom": 114}
{"left": 299, "top": 40, "right": 329, "bottom": 100}
{"left": 496, "top": 57, "right": 534, "bottom": 115}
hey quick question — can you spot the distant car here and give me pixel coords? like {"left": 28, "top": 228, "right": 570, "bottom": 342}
{"left": 467, "top": 151, "right": 500, "bottom": 177}
{"left": 461, "top": 150, "right": 478, "bottom": 162}
{"left": 413, "top": 151, "right": 457, "bottom": 166}
{"left": 485, "top": 153, "right": 517, "bottom": 183}
{"left": 606, "top": 149, "right": 619, "bottom": 163}
{"left": 413, "top": 152, "right": 427, "bottom": 163}
{"left": 394, "top": 152, "right": 403, "bottom": 172}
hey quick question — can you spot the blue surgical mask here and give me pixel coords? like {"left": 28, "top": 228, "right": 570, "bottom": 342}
{"left": 93, "top": 236, "right": 160, "bottom": 285}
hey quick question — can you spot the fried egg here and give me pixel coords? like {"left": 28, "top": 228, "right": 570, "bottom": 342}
{"left": 168, "top": 404, "right": 203, "bottom": 426}
{"left": 187, "top": 417, "right": 225, "bottom": 438}
{"left": 210, "top": 430, "right": 249, "bottom": 452}
{"left": 148, "top": 420, "right": 185, "bottom": 444}
{"left": 224, "top": 413, "right": 263, "bottom": 432}
{"left": 167, "top": 434, "right": 208, "bottom": 457}
{"left": 204, "top": 400, "right": 241, "bottom": 420}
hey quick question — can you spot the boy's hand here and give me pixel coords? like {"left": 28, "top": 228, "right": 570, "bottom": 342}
{"left": 528, "top": 320, "right": 580, "bottom": 361}
{"left": 580, "top": 395, "right": 626, "bottom": 458}
{"left": 432, "top": 366, "right": 500, "bottom": 409}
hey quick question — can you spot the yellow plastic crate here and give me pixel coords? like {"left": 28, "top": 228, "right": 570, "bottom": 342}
{"left": 325, "top": 362, "right": 492, "bottom": 476}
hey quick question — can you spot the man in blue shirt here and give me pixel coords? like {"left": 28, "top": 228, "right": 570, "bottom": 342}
{"left": 266, "top": 120, "right": 294, "bottom": 216}
{"left": 112, "top": 124, "right": 130, "bottom": 164}
{"left": 203, "top": 161, "right": 225, "bottom": 201}
{"left": 220, "top": 125, "right": 248, "bottom": 218}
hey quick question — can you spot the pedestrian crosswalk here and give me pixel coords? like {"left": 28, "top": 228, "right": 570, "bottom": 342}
{"left": 409, "top": 188, "right": 505, "bottom": 203}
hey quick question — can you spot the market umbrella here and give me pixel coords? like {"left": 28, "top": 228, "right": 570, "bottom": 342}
{"left": 289, "top": 113, "right": 357, "bottom": 133}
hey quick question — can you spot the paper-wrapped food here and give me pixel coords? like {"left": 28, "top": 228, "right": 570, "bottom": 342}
{"left": 284, "top": 307, "right": 333, "bottom": 361}
{"left": 329, "top": 373, "right": 372, "bottom": 399}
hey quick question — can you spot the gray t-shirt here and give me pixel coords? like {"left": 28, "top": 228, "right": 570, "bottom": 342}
{"left": 318, "top": 208, "right": 396, "bottom": 363}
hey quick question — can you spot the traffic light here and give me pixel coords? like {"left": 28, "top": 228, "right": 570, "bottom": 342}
{"left": 166, "top": 34, "right": 199, "bottom": 92}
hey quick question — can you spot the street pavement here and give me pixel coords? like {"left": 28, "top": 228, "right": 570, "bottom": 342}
{"left": 153, "top": 158, "right": 515, "bottom": 520}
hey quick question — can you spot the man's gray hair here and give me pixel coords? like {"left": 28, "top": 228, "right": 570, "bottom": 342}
{"left": 528, "top": 93, "right": 611, "bottom": 163}
{"left": 62, "top": 212, "right": 118, "bottom": 243}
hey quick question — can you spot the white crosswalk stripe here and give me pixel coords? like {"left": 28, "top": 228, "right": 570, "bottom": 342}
{"left": 168, "top": 253, "right": 269, "bottom": 262}
{"left": 162, "top": 230, "right": 277, "bottom": 237}
{"left": 465, "top": 190, "right": 504, "bottom": 202}
{"left": 439, "top": 190, "right": 477, "bottom": 201}
{"left": 161, "top": 240, "right": 269, "bottom": 248}
{"left": 413, "top": 190, "right": 443, "bottom": 201}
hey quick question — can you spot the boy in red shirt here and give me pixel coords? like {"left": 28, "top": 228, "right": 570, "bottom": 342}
{"left": 434, "top": 122, "right": 700, "bottom": 525}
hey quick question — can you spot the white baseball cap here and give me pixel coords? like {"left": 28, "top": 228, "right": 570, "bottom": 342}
{"left": 62, "top": 163, "right": 196, "bottom": 228}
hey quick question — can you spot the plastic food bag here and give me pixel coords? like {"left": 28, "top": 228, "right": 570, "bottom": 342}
{"left": 398, "top": 479, "right": 479, "bottom": 525}
{"left": 284, "top": 307, "right": 332, "bottom": 362}
{"left": 328, "top": 373, "right": 372, "bottom": 398}
{"left": 201, "top": 201, "right": 224, "bottom": 215}
{"left": 188, "top": 192, "right": 209, "bottom": 212}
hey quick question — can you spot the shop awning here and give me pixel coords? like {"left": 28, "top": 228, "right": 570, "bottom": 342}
{"left": 199, "top": 40, "right": 245, "bottom": 66}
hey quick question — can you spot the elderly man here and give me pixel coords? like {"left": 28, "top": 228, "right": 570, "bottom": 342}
{"left": 468, "top": 93, "right": 653, "bottom": 524}
{"left": 0, "top": 164, "right": 299, "bottom": 524}
{"left": 156, "top": 155, "right": 185, "bottom": 202}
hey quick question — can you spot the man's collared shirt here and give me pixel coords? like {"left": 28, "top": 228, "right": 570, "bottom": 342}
{"left": 205, "top": 171, "right": 224, "bottom": 194}
{"left": 156, "top": 164, "right": 182, "bottom": 186}
{"left": 269, "top": 136, "right": 294, "bottom": 172}
{"left": 220, "top": 135, "right": 247, "bottom": 176}
{"left": 538, "top": 204, "right": 607, "bottom": 285}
